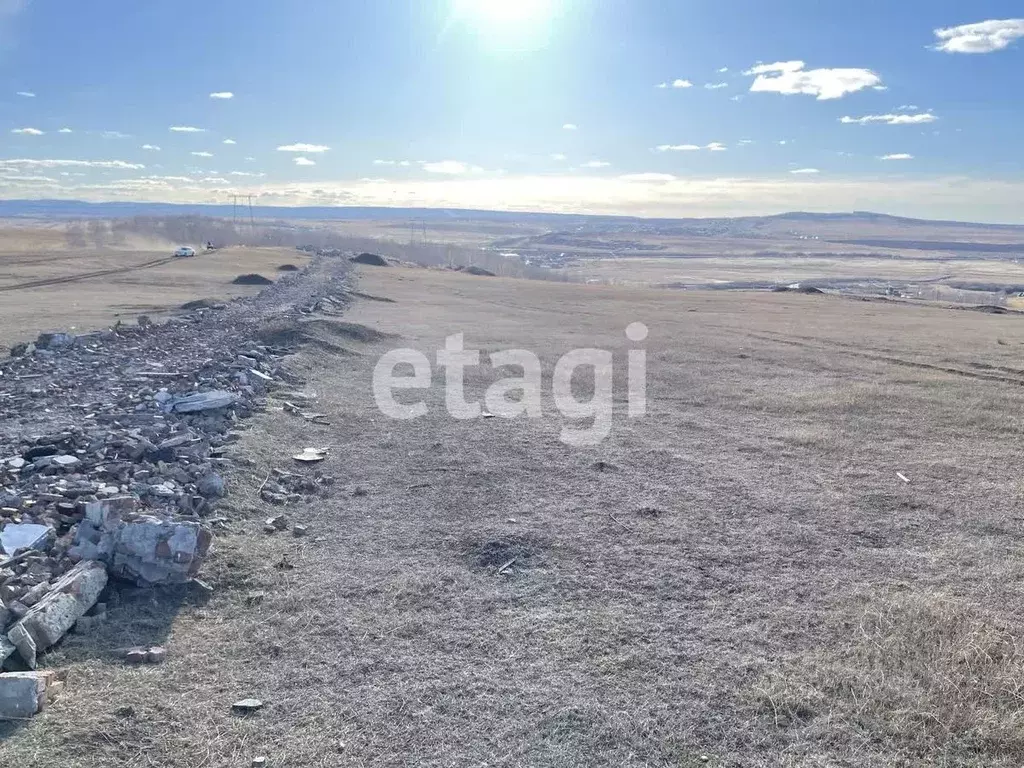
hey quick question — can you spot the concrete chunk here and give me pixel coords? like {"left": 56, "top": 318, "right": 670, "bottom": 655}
{"left": 0, "top": 523, "right": 52, "bottom": 556}
{"left": 168, "top": 390, "right": 237, "bottom": 414}
{"left": 6, "top": 561, "right": 107, "bottom": 668}
{"left": 0, "top": 670, "right": 59, "bottom": 719}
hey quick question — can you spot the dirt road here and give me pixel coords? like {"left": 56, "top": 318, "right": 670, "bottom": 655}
{"left": 5, "top": 265, "right": 1024, "bottom": 766}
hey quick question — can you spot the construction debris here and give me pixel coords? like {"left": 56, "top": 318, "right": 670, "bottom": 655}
{"left": 0, "top": 669, "right": 63, "bottom": 720}
{"left": 7, "top": 560, "right": 107, "bottom": 668}
{"left": 0, "top": 255, "right": 350, "bottom": 680}
{"left": 292, "top": 447, "right": 329, "bottom": 463}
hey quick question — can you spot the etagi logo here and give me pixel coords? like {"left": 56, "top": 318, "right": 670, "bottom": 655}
{"left": 372, "top": 323, "right": 648, "bottom": 446}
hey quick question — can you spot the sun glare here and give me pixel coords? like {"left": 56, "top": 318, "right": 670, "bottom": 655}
{"left": 452, "top": 0, "right": 556, "bottom": 43}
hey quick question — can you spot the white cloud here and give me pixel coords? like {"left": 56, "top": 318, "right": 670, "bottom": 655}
{"left": 277, "top": 143, "right": 330, "bottom": 152}
{"left": 169, "top": 126, "right": 206, "bottom": 133}
{"left": 191, "top": 151, "right": 214, "bottom": 158}
{"left": 200, "top": 176, "right": 231, "bottom": 184}
{"left": 11, "top": 127, "right": 43, "bottom": 135}
{"left": 15, "top": 91, "right": 34, "bottom": 97}
{"left": 293, "top": 157, "right": 316, "bottom": 166}
{"left": 581, "top": 160, "right": 611, "bottom": 168}
{"left": 738, "top": 139, "right": 754, "bottom": 146}
{"left": 550, "top": 153, "right": 567, "bottom": 161}
{"left": 229, "top": 171, "right": 265, "bottom": 177}
{"left": 718, "top": 67, "right": 729, "bottom": 73}
{"left": 421, "top": 160, "right": 482, "bottom": 174}
{"left": 223, "top": 138, "right": 236, "bottom": 145}
{"left": 209, "top": 91, "right": 234, "bottom": 99}
{"left": 0, "top": 158, "right": 145, "bottom": 170}
{"left": 746, "top": 60, "right": 882, "bottom": 100}
{"left": 655, "top": 82, "right": 668, "bottom": 89}
{"left": 620, "top": 173, "right": 676, "bottom": 182}
{"left": 704, "top": 82, "right": 728, "bottom": 89}
{"left": 141, "top": 144, "right": 161, "bottom": 151}
{"left": 897, "top": 104, "right": 919, "bottom": 111}
{"left": 790, "top": 168, "right": 820, "bottom": 174}
{"left": 840, "top": 112, "right": 938, "bottom": 125}
{"left": 672, "top": 79, "right": 692, "bottom": 88}
{"left": 654, "top": 143, "right": 725, "bottom": 152}
{"left": 373, "top": 159, "right": 411, "bottom": 166}
{"left": 880, "top": 153, "right": 914, "bottom": 160}
{"left": 244, "top": 156, "right": 256, "bottom": 161}
{"left": 562, "top": 123, "right": 578, "bottom": 130}
{"left": 934, "top": 19, "right": 1024, "bottom": 54}
{"left": 58, "top": 128, "right": 72, "bottom": 134}
{"left": 101, "top": 130, "right": 130, "bottom": 139}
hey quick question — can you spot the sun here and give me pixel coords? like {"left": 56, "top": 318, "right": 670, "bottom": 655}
{"left": 454, "top": 0, "right": 552, "bottom": 23}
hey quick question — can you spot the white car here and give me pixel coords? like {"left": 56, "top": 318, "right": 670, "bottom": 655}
{"left": 173, "top": 246, "right": 196, "bottom": 258}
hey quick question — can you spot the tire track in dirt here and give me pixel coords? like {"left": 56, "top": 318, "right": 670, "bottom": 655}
{"left": 0, "top": 256, "right": 176, "bottom": 292}
{"left": 715, "top": 325, "right": 1024, "bottom": 387}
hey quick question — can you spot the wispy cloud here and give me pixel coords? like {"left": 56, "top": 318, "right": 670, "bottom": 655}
{"left": 15, "top": 90, "right": 34, "bottom": 97}
{"left": 209, "top": 91, "right": 234, "bottom": 99}
{"left": 933, "top": 19, "right": 1024, "bottom": 53}
{"left": 373, "top": 159, "right": 412, "bottom": 166}
{"left": 581, "top": 160, "right": 611, "bottom": 168}
{"left": 0, "top": 158, "right": 145, "bottom": 170}
{"left": 58, "top": 127, "right": 72, "bottom": 134}
{"left": 422, "top": 160, "right": 482, "bottom": 174}
{"left": 562, "top": 123, "right": 578, "bottom": 130}
{"left": 277, "top": 143, "right": 330, "bottom": 152}
{"left": 655, "top": 82, "right": 668, "bottom": 89}
{"left": 223, "top": 138, "right": 236, "bottom": 145}
{"left": 704, "top": 82, "right": 728, "bottom": 90}
{"left": 100, "top": 130, "right": 130, "bottom": 139}
{"left": 655, "top": 142, "right": 726, "bottom": 152}
{"left": 896, "top": 104, "right": 919, "bottom": 111}
{"left": 191, "top": 151, "right": 213, "bottom": 157}
{"left": 293, "top": 157, "right": 316, "bottom": 166}
{"left": 880, "top": 153, "right": 914, "bottom": 160}
{"left": 11, "top": 127, "right": 43, "bottom": 135}
{"left": 550, "top": 153, "right": 567, "bottom": 161}
{"left": 671, "top": 79, "right": 692, "bottom": 88}
{"left": 169, "top": 126, "right": 206, "bottom": 133}
{"left": 229, "top": 171, "right": 265, "bottom": 177}
{"left": 790, "top": 168, "right": 820, "bottom": 174}
{"left": 718, "top": 67, "right": 729, "bottom": 73}
{"left": 141, "top": 144, "right": 161, "bottom": 151}
{"left": 746, "top": 60, "right": 882, "bottom": 100}
{"left": 840, "top": 112, "right": 937, "bottom": 125}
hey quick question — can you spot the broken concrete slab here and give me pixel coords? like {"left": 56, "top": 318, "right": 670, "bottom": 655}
{"left": 6, "top": 561, "right": 107, "bottom": 668}
{"left": 0, "top": 670, "right": 60, "bottom": 720}
{"left": 71, "top": 497, "right": 212, "bottom": 585}
{"left": 167, "top": 390, "right": 238, "bottom": 414}
{"left": 110, "top": 517, "right": 212, "bottom": 585}
{"left": 0, "top": 523, "right": 52, "bottom": 556}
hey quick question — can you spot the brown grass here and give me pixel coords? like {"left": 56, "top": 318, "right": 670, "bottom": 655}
{"left": 5, "top": 264, "right": 1024, "bottom": 766}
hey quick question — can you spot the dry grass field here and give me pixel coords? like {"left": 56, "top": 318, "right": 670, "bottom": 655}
{"left": 7, "top": 262, "right": 1024, "bottom": 766}
{"left": 0, "top": 227, "right": 310, "bottom": 349}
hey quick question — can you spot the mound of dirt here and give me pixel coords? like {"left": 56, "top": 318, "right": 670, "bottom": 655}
{"left": 232, "top": 273, "right": 273, "bottom": 286}
{"left": 351, "top": 252, "right": 389, "bottom": 266}
{"left": 464, "top": 265, "right": 496, "bottom": 277}
{"left": 277, "top": 264, "right": 301, "bottom": 272}
{"left": 966, "top": 305, "right": 1009, "bottom": 315}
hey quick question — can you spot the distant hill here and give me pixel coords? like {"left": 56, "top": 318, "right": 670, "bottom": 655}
{"left": 0, "top": 199, "right": 1020, "bottom": 230}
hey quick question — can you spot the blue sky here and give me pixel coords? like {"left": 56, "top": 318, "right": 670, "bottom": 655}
{"left": 1, "top": 0, "right": 1023, "bottom": 221}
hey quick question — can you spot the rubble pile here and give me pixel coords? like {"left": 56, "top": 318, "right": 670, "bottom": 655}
{"left": 0, "top": 255, "right": 349, "bottom": 682}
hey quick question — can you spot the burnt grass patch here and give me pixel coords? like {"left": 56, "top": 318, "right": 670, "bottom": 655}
{"left": 467, "top": 534, "right": 545, "bottom": 572}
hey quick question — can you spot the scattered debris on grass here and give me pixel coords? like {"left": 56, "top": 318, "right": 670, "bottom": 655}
{"left": 0, "top": 255, "right": 349, "bottom": 700}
